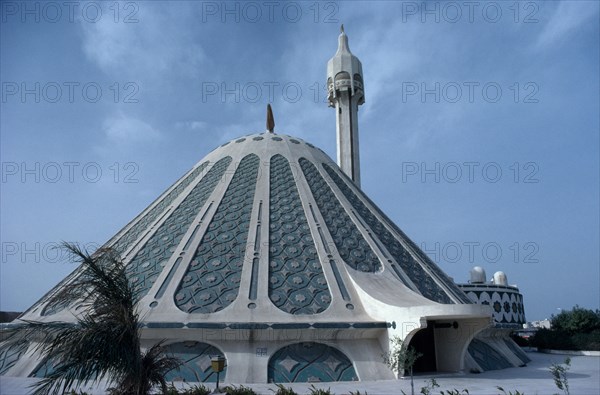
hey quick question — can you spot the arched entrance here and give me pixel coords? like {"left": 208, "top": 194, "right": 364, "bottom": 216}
{"left": 407, "top": 322, "right": 437, "bottom": 372}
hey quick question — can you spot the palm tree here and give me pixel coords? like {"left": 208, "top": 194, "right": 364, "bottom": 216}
{"left": 2, "top": 243, "right": 181, "bottom": 395}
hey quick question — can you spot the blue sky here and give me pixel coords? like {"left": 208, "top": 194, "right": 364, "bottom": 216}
{"left": 1, "top": 0, "right": 598, "bottom": 321}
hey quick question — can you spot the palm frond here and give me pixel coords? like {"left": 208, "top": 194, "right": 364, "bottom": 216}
{"left": 1, "top": 243, "right": 181, "bottom": 395}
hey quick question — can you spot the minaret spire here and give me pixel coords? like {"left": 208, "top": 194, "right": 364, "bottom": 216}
{"left": 327, "top": 25, "right": 365, "bottom": 187}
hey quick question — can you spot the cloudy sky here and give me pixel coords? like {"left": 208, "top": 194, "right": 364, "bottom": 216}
{"left": 1, "top": 0, "right": 598, "bottom": 321}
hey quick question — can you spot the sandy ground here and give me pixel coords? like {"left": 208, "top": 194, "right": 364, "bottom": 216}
{"left": 1, "top": 351, "right": 598, "bottom": 395}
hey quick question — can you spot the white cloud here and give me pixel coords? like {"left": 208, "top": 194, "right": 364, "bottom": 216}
{"left": 80, "top": 3, "right": 205, "bottom": 78}
{"left": 537, "top": 1, "right": 599, "bottom": 48}
{"left": 102, "top": 115, "right": 162, "bottom": 145}
{"left": 175, "top": 121, "right": 208, "bottom": 131}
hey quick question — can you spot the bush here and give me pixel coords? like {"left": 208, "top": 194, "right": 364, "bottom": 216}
{"left": 550, "top": 357, "right": 571, "bottom": 395}
{"left": 224, "top": 385, "right": 258, "bottom": 395}
{"left": 308, "top": 385, "right": 333, "bottom": 395}
{"left": 531, "top": 328, "right": 576, "bottom": 350}
{"left": 164, "top": 384, "right": 212, "bottom": 395}
{"left": 182, "top": 384, "right": 212, "bottom": 395}
{"left": 551, "top": 306, "right": 600, "bottom": 334}
{"left": 532, "top": 306, "right": 600, "bottom": 351}
{"left": 271, "top": 384, "right": 298, "bottom": 395}
{"left": 533, "top": 328, "right": 600, "bottom": 351}
{"left": 572, "top": 329, "right": 600, "bottom": 351}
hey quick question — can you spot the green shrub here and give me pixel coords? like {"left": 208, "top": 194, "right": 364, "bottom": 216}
{"left": 572, "top": 329, "right": 600, "bottom": 351}
{"left": 419, "top": 378, "right": 439, "bottom": 395}
{"left": 550, "top": 357, "right": 571, "bottom": 395}
{"left": 531, "top": 328, "right": 576, "bottom": 350}
{"left": 309, "top": 385, "right": 333, "bottom": 395}
{"left": 271, "top": 383, "right": 298, "bottom": 395}
{"left": 496, "top": 387, "right": 525, "bottom": 395}
{"left": 164, "top": 384, "right": 180, "bottom": 395}
{"left": 182, "top": 384, "right": 212, "bottom": 395}
{"left": 224, "top": 385, "right": 258, "bottom": 395}
{"left": 164, "top": 383, "right": 212, "bottom": 395}
{"left": 532, "top": 327, "right": 600, "bottom": 351}
{"left": 551, "top": 306, "right": 600, "bottom": 334}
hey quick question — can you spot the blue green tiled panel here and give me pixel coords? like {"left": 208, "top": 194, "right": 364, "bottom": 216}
{"left": 41, "top": 295, "right": 74, "bottom": 317}
{"left": 164, "top": 342, "right": 226, "bottom": 382}
{"left": 0, "top": 341, "right": 28, "bottom": 375}
{"left": 268, "top": 342, "right": 357, "bottom": 382}
{"left": 299, "top": 159, "right": 381, "bottom": 273}
{"left": 41, "top": 266, "right": 83, "bottom": 316}
{"left": 269, "top": 155, "right": 331, "bottom": 315}
{"left": 110, "top": 162, "right": 210, "bottom": 255}
{"left": 41, "top": 163, "right": 212, "bottom": 316}
{"left": 322, "top": 164, "right": 470, "bottom": 304}
{"left": 468, "top": 338, "right": 512, "bottom": 371}
{"left": 31, "top": 357, "right": 55, "bottom": 378}
{"left": 126, "top": 157, "right": 233, "bottom": 300}
{"left": 175, "top": 154, "right": 260, "bottom": 313}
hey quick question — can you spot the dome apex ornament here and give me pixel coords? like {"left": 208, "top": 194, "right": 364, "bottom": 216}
{"left": 266, "top": 104, "right": 275, "bottom": 133}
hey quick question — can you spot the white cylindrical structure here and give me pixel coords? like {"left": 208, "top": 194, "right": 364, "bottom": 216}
{"left": 470, "top": 266, "right": 487, "bottom": 284}
{"left": 493, "top": 271, "right": 508, "bottom": 286}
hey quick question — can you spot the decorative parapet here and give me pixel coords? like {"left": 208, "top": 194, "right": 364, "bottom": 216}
{"left": 458, "top": 283, "right": 526, "bottom": 326}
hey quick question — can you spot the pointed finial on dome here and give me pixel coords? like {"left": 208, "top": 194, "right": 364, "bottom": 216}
{"left": 266, "top": 104, "right": 275, "bottom": 133}
{"left": 340, "top": 24, "right": 344, "bottom": 33}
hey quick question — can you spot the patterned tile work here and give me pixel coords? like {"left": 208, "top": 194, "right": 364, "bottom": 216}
{"left": 41, "top": 163, "right": 211, "bottom": 316}
{"left": 164, "top": 342, "right": 227, "bottom": 382}
{"left": 269, "top": 154, "right": 331, "bottom": 314}
{"left": 175, "top": 154, "right": 260, "bottom": 314}
{"left": 0, "top": 341, "right": 28, "bottom": 375}
{"left": 126, "top": 157, "right": 233, "bottom": 300}
{"left": 322, "top": 164, "right": 471, "bottom": 304}
{"left": 268, "top": 342, "right": 357, "bottom": 382}
{"left": 30, "top": 357, "right": 55, "bottom": 378}
{"left": 41, "top": 276, "right": 80, "bottom": 316}
{"left": 468, "top": 338, "right": 513, "bottom": 371}
{"left": 111, "top": 162, "right": 210, "bottom": 255}
{"left": 463, "top": 288, "right": 526, "bottom": 324}
{"left": 299, "top": 159, "right": 381, "bottom": 273}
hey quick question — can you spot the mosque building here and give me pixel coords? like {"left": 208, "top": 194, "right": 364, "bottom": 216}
{"left": 1, "top": 28, "right": 528, "bottom": 383}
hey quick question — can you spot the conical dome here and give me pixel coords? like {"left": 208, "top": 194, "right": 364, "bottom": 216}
{"left": 8, "top": 131, "right": 493, "bottom": 383}
{"left": 32, "top": 132, "right": 473, "bottom": 321}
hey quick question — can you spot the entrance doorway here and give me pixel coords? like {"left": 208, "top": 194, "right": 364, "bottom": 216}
{"left": 407, "top": 322, "right": 437, "bottom": 372}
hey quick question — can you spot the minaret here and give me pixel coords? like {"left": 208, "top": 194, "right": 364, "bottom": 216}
{"left": 327, "top": 25, "right": 365, "bottom": 187}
